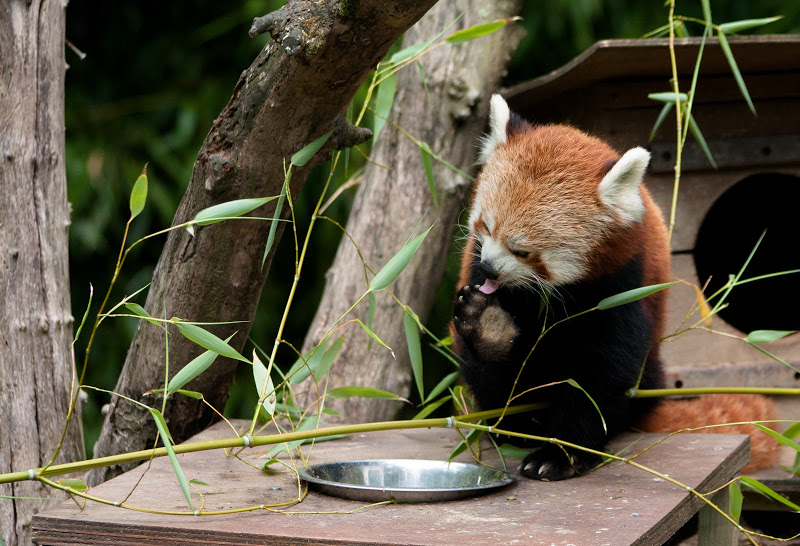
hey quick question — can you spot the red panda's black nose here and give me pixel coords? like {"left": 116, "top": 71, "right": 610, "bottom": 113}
{"left": 477, "top": 261, "right": 499, "bottom": 280}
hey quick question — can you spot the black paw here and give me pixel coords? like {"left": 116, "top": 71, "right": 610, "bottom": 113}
{"left": 453, "top": 284, "right": 489, "bottom": 341}
{"left": 520, "top": 445, "right": 598, "bottom": 481}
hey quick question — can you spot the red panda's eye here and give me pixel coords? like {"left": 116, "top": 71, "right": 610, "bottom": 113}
{"left": 511, "top": 249, "right": 530, "bottom": 258}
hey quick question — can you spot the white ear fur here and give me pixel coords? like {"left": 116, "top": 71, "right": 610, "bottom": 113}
{"left": 477, "top": 94, "right": 510, "bottom": 164}
{"left": 598, "top": 147, "right": 650, "bottom": 223}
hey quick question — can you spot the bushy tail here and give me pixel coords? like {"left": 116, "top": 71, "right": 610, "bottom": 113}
{"left": 637, "top": 394, "right": 780, "bottom": 472}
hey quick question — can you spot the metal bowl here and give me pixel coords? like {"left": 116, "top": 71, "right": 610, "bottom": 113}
{"left": 297, "top": 459, "right": 515, "bottom": 503}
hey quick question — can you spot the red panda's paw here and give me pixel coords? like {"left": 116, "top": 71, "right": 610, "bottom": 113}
{"left": 453, "top": 285, "right": 519, "bottom": 361}
{"left": 520, "top": 445, "right": 598, "bottom": 481}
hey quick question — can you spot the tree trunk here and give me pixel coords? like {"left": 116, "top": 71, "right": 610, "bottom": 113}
{"left": 0, "top": 1, "right": 85, "bottom": 544}
{"left": 87, "top": 0, "right": 438, "bottom": 486}
{"left": 300, "top": 0, "right": 523, "bottom": 423}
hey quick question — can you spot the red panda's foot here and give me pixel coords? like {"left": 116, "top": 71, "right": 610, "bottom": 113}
{"left": 520, "top": 445, "right": 598, "bottom": 481}
{"left": 453, "top": 284, "right": 519, "bottom": 361}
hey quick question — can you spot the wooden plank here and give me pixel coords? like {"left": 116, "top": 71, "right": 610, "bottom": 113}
{"left": 698, "top": 487, "right": 737, "bottom": 546}
{"left": 32, "top": 422, "right": 749, "bottom": 545}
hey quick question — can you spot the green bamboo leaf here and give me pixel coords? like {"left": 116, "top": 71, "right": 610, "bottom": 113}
{"left": 57, "top": 478, "right": 88, "bottom": 492}
{"left": 262, "top": 185, "right": 286, "bottom": 270}
{"left": 356, "top": 319, "right": 395, "bottom": 359}
{"left": 566, "top": 379, "right": 607, "bottom": 434}
{"left": 369, "top": 225, "right": 434, "bottom": 291}
{"left": 739, "top": 476, "right": 800, "bottom": 511}
{"left": 417, "top": 61, "right": 430, "bottom": 98}
{"left": 718, "top": 16, "right": 782, "bottom": 35}
{"left": 782, "top": 421, "right": 800, "bottom": 440}
{"left": 445, "top": 19, "right": 515, "bottom": 44}
{"left": 124, "top": 302, "right": 162, "bottom": 327}
{"left": 754, "top": 425, "right": 800, "bottom": 452}
{"left": 287, "top": 338, "right": 330, "bottom": 384}
{"left": 253, "top": 350, "right": 276, "bottom": 418}
{"left": 686, "top": 113, "right": 718, "bottom": 169}
{"left": 404, "top": 312, "right": 424, "bottom": 401}
{"left": 729, "top": 483, "right": 743, "bottom": 521}
{"left": 745, "top": 330, "right": 795, "bottom": 344}
{"left": 149, "top": 408, "right": 194, "bottom": 511}
{"left": 172, "top": 389, "right": 203, "bottom": 400}
{"left": 447, "top": 428, "right": 483, "bottom": 462}
{"left": 167, "top": 334, "right": 233, "bottom": 394}
{"left": 419, "top": 141, "right": 438, "bottom": 207}
{"left": 314, "top": 336, "right": 345, "bottom": 381}
{"left": 372, "top": 72, "right": 397, "bottom": 144}
{"left": 497, "top": 443, "right": 530, "bottom": 459}
{"left": 291, "top": 131, "right": 333, "bottom": 167}
{"left": 73, "top": 284, "right": 94, "bottom": 342}
{"left": 266, "top": 414, "right": 320, "bottom": 457}
{"left": 424, "top": 372, "right": 460, "bottom": 404}
{"left": 700, "top": 0, "right": 712, "bottom": 24}
{"left": 189, "top": 479, "right": 210, "bottom": 486}
{"left": 596, "top": 282, "right": 677, "bottom": 310}
{"left": 412, "top": 395, "right": 452, "bottom": 420}
{"left": 389, "top": 42, "right": 427, "bottom": 65}
{"left": 648, "top": 91, "right": 687, "bottom": 104}
{"left": 191, "top": 197, "right": 276, "bottom": 227}
{"left": 716, "top": 29, "right": 756, "bottom": 115}
{"left": 129, "top": 166, "right": 148, "bottom": 220}
{"left": 649, "top": 102, "right": 673, "bottom": 142}
{"left": 367, "top": 291, "right": 376, "bottom": 330}
{"left": 173, "top": 322, "right": 249, "bottom": 363}
{"left": 327, "top": 386, "right": 405, "bottom": 400}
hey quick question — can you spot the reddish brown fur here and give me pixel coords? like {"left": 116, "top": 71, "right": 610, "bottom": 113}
{"left": 637, "top": 394, "right": 780, "bottom": 472}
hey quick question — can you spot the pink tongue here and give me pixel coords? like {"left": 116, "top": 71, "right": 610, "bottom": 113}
{"left": 478, "top": 278, "right": 500, "bottom": 295}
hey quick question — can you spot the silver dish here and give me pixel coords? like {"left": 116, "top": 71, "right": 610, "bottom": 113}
{"left": 297, "top": 459, "right": 515, "bottom": 503}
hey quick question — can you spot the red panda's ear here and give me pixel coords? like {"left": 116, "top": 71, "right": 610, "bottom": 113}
{"left": 598, "top": 147, "right": 650, "bottom": 224}
{"left": 478, "top": 94, "right": 511, "bottom": 165}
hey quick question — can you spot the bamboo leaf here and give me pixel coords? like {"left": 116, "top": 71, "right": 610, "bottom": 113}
{"left": 291, "top": 131, "right": 333, "bottom": 167}
{"left": 693, "top": 285, "right": 713, "bottom": 327}
{"left": 173, "top": 322, "right": 249, "bottom": 363}
{"left": 57, "top": 478, "right": 88, "bottom": 492}
{"left": 497, "top": 444, "right": 530, "bottom": 459}
{"left": 326, "top": 386, "right": 406, "bottom": 400}
{"left": 648, "top": 91, "right": 687, "bottom": 104}
{"left": 596, "top": 282, "right": 677, "bottom": 310}
{"left": 447, "top": 429, "right": 483, "bottom": 462}
{"left": 729, "top": 483, "right": 743, "bottom": 521}
{"left": 716, "top": 29, "right": 756, "bottom": 115}
{"left": 125, "top": 302, "right": 161, "bottom": 327}
{"left": 129, "top": 166, "right": 148, "bottom": 220}
{"left": 718, "top": 16, "right": 782, "bottom": 35}
{"left": 262, "top": 185, "right": 286, "bottom": 269}
{"left": 739, "top": 476, "right": 800, "bottom": 511}
{"left": 403, "top": 311, "right": 424, "bottom": 401}
{"left": 314, "top": 336, "right": 345, "bottom": 381}
{"left": 266, "top": 414, "right": 320, "bottom": 457}
{"left": 372, "top": 72, "right": 397, "bottom": 144}
{"left": 149, "top": 408, "right": 194, "bottom": 511}
{"left": 189, "top": 479, "right": 210, "bottom": 486}
{"left": 172, "top": 389, "right": 203, "bottom": 400}
{"left": 366, "top": 291, "right": 376, "bottom": 352}
{"left": 754, "top": 425, "right": 800, "bottom": 452}
{"left": 356, "top": 319, "right": 395, "bottom": 359}
{"left": 746, "top": 330, "right": 795, "bottom": 344}
{"left": 686, "top": 113, "right": 718, "bottom": 169}
{"left": 389, "top": 42, "right": 427, "bottom": 65}
{"left": 167, "top": 334, "right": 233, "bottom": 394}
{"left": 369, "top": 225, "right": 434, "bottom": 291}
{"left": 424, "top": 372, "right": 460, "bottom": 404}
{"left": 566, "top": 379, "right": 607, "bottom": 434}
{"left": 445, "top": 18, "right": 519, "bottom": 44}
{"left": 412, "top": 395, "right": 452, "bottom": 420}
{"left": 419, "top": 141, "right": 438, "bottom": 207}
{"left": 782, "top": 421, "right": 800, "bottom": 440}
{"left": 649, "top": 102, "right": 673, "bottom": 142}
{"left": 253, "top": 350, "right": 276, "bottom": 418}
{"left": 191, "top": 197, "right": 276, "bottom": 227}
{"left": 287, "top": 339, "right": 329, "bottom": 385}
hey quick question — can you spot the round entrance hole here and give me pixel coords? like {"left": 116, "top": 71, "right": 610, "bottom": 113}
{"left": 693, "top": 173, "right": 800, "bottom": 334}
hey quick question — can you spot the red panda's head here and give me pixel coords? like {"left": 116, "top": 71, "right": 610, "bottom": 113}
{"left": 469, "top": 95, "right": 651, "bottom": 293}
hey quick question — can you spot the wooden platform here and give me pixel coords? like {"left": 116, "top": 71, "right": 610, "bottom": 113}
{"left": 32, "top": 421, "right": 749, "bottom": 545}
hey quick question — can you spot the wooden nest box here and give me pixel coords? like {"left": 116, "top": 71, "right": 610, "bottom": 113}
{"left": 505, "top": 35, "right": 800, "bottom": 410}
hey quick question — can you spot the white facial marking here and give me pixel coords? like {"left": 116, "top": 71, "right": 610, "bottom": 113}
{"left": 480, "top": 237, "right": 531, "bottom": 286}
{"left": 477, "top": 94, "right": 510, "bottom": 165}
{"left": 539, "top": 248, "right": 586, "bottom": 285}
{"left": 598, "top": 147, "right": 649, "bottom": 224}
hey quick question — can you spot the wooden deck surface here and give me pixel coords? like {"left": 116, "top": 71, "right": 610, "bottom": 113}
{"left": 32, "top": 421, "right": 749, "bottom": 545}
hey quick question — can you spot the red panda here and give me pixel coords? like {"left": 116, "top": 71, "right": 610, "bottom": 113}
{"left": 452, "top": 94, "right": 777, "bottom": 480}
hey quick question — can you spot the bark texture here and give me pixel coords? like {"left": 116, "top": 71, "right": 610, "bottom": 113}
{"left": 87, "top": 0, "right": 438, "bottom": 486}
{"left": 300, "top": 0, "right": 523, "bottom": 423}
{"left": 0, "top": 1, "right": 85, "bottom": 544}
